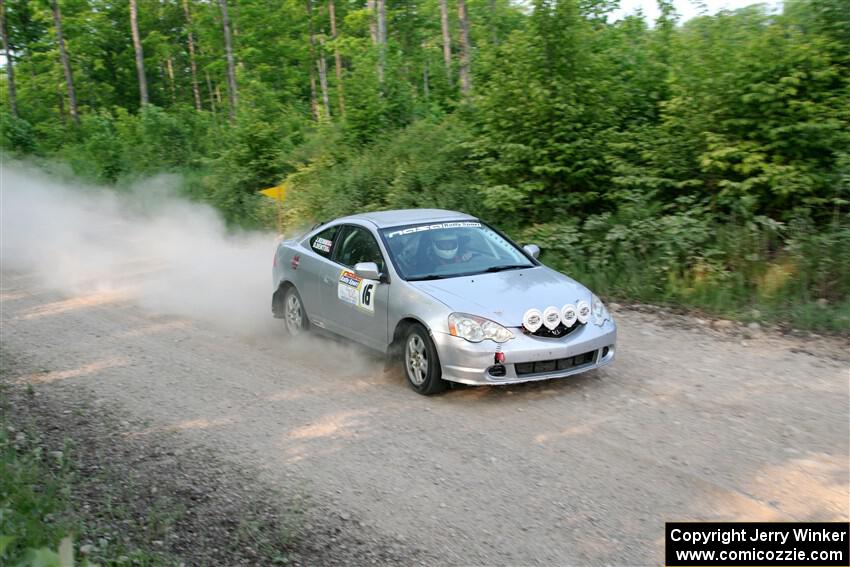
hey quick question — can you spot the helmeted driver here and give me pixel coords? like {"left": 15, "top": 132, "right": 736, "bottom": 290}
{"left": 432, "top": 232, "right": 472, "bottom": 264}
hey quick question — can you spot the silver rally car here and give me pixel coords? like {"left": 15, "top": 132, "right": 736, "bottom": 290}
{"left": 272, "top": 209, "right": 616, "bottom": 395}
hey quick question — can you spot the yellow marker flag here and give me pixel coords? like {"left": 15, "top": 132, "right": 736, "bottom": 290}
{"left": 259, "top": 183, "right": 286, "bottom": 202}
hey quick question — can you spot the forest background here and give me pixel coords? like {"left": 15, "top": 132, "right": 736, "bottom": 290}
{"left": 1, "top": 0, "right": 848, "bottom": 331}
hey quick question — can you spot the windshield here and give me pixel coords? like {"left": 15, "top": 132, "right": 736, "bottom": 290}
{"left": 380, "top": 220, "right": 535, "bottom": 281}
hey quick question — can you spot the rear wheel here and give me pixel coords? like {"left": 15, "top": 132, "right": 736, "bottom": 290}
{"left": 402, "top": 324, "right": 446, "bottom": 395}
{"left": 283, "top": 287, "right": 309, "bottom": 336}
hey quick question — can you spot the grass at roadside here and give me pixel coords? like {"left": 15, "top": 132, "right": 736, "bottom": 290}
{"left": 0, "top": 417, "right": 73, "bottom": 563}
{"left": 0, "top": 382, "right": 172, "bottom": 566}
{"left": 0, "top": 348, "right": 297, "bottom": 567}
{"left": 563, "top": 260, "right": 850, "bottom": 335}
{"left": 520, "top": 218, "right": 850, "bottom": 335}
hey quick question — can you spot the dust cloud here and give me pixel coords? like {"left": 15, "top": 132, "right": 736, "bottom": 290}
{"left": 1, "top": 160, "right": 280, "bottom": 334}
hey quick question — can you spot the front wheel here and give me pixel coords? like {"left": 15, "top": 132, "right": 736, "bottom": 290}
{"left": 283, "top": 287, "right": 309, "bottom": 337}
{"left": 402, "top": 324, "right": 446, "bottom": 395}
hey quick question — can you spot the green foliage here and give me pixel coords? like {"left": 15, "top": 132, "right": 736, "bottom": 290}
{"left": 660, "top": 8, "right": 849, "bottom": 216}
{"left": 519, "top": 210, "right": 850, "bottom": 331}
{"left": 52, "top": 105, "right": 215, "bottom": 183}
{"left": 0, "top": 111, "right": 37, "bottom": 154}
{"left": 0, "top": 390, "right": 165, "bottom": 567}
{"left": 0, "top": 0, "right": 847, "bottom": 329}
{"left": 0, "top": 426, "right": 74, "bottom": 564}
{"left": 14, "top": 537, "right": 99, "bottom": 567}
{"left": 284, "top": 117, "right": 482, "bottom": 223}
{"left": 202, "top": 106, "right": 310, "bottom": 226}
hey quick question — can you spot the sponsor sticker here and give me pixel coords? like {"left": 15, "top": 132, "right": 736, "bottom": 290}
{"left": 313, "top": 237, "right": 333, "bottom": 253}
{"left": 385, "top": 221, "right": 481, "bottom": 239}
{"left": 338, "top": 270, "right": 377, "bottom": 313}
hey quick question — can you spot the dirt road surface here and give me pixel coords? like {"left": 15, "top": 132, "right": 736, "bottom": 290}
{"left": 2, "top": 270, "right": 848, "bottom": 566}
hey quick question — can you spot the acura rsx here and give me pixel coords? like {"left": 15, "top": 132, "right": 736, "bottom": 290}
{"left": 272, "top": 209, "right": 616, "bottom": 395}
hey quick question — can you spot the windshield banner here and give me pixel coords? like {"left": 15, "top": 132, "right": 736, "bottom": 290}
{"left": 385, "top": 222, "right": 481, "bottom": 239}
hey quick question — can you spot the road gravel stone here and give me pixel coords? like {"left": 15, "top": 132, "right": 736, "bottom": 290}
{"left": 1, "top": 273, "right": 848, "bottom": 565}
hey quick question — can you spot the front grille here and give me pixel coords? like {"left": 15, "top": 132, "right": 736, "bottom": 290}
{"left": 523, "top": 322, "right": 584, "bottom": 339}
{"left": 515, "top": 350, "right": 596, "bottom": 376}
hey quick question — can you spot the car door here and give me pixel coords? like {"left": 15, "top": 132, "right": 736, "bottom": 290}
{"left": 327, "top": 224, "right": 390, "bottom": 351}
{"left": 299, "top": 224, "right": 347, "bottom": 334}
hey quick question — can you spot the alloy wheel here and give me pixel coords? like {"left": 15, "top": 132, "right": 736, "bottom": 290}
{"left": 405, "top": 334, "right": 428, "bottom": 386}
{"left": 285, "top": 292, "right": 303, "bottom": 335}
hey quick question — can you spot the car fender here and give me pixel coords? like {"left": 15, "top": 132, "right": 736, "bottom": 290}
{"left": 272, "top": 241, "right": 306, "bottom": 317}
{"left": 388, "top": 280, "right": 453, "bottom": 346}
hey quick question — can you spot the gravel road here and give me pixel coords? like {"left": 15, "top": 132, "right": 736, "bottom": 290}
{"left": 2, "top": 270, "right": 848, "bottom": 566}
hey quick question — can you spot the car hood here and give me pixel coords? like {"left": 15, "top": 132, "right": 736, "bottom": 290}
{"left": 409, "top": 266, "right": 590, "bottom": 327}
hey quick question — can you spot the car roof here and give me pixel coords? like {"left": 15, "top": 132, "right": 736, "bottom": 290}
{"left": 335, "top": 209, "right": 477, "bottom": 229}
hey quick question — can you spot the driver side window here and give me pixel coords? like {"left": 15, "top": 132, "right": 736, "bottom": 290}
{"left": 334, "top": 226, "right": 385, "bottom": 273}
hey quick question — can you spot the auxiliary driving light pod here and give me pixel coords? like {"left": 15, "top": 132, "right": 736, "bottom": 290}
{"left": 522, "top": 308, "right": 543, "bottom": 332}
{"left": 560, "top": 303, "right": 577, "bottom": 327}
{"left": 576, "top": 300, "right": 591, "bottom": 324}
{"left": 542, "top": 306, "right": 561, "bottom": 330}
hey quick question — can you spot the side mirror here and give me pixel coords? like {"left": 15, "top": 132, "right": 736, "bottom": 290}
{"left": 353, "top": 261, "right": 381, "bottom": 280}
{"left": 523, "top": 244, "right": 541, "bottom": 259}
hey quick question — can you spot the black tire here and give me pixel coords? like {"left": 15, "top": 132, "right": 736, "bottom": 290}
{"left": 401, "top": 324, "right": 446, "bottom": 395}
{"left": 282, "top": 287, "right": 309, "bottom": 337}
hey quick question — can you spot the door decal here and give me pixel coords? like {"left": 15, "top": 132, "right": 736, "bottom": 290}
{"left": 338, "top": 270, "right": 377, "bottom": 314}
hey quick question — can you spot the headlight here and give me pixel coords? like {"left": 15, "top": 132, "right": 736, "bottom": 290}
{"left": 591, "top": 294, "right": 609, "bottom": 326}
{"left": 448, "top": 313, "right": 514, "bottom": 343}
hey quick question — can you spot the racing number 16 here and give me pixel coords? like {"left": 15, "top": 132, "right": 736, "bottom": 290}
{"left": 361, "top": 283, "right": 374, "bottom": 307}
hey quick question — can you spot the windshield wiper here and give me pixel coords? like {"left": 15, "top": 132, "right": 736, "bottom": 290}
{"left": 481, "top": 264, "right": 529, "bottom": 273}
{"left": 408, "top": 274, "right": 456, "bottom": 281}
{"left": 408, "top": 265, "right": 529, "bottom": 281}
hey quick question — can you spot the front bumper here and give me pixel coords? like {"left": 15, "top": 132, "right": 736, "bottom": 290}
{"left": 431, "top": 318, "right": 617, "bottom": 386}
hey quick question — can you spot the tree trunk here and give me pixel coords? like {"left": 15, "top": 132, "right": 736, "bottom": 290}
{"left": 305, "top": 0, "right": 319, "bottom": 120}
{"left": 375, "top": 0, "right": 386, "bottom": 84}
{"left": 219, "top": 0, "right": 238, "bottom": 120}
{"left": 128, "top": 0, "right": 148, "bottom": 106}
{"left": 328, "top": 0, "right": 344, "bottom": 115}
{"left": 423, "top": 59, "right": 429, "bottom": 100}
{"left": 57, "top": 88, "right": 66, "bottom": 123}
{"left": 50, "top": 0, "right": 78, "bottom": 122}
{"left": 165, "top": 55, "right": 176, "bottom": 103}
{"left": 0, "top": 0, "right": 18, "bottom": 117}
{"left": 308, "top": 71, "right": 318, "bottom": 120}
{"left": 367, "top": 0, "right": 377, "bottom": 44}
{"left": 439, "top": 0, "right": 452, "bottom": 88}
{"left": 205, "top": 70, "right": 216, "bottom": 116}
{"left": 457, "top": 0, "right": 472, "bottom": 95}
{"left": 376, "top": 0, "right": 386, "bottom": 44}
{"left": 230, "top": 0, "right": 244, "bottom": 73}
{"left": 182, "top": 0, "right": 202, "bottom": 111}
{"left": 317, "top": 38, "right": 331, "bottom": 120}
